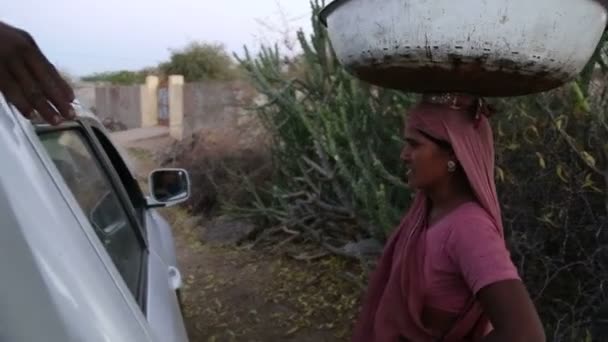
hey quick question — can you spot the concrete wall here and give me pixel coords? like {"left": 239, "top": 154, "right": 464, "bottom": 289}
{"left": 182, "top": 80, "right": 257, "bottom": 137}
{"left": 90, "top": 76, "right": 262, "bottom": 137}
{"left": 141, "top": 76, "right": 159, "bottom": 128}
{"left": 169, "top": 75, "right": 185, "bottom": 140}
{"left": 95, "top": 85, "right": 143, "bottom": 129}
{"left": 74, "top": 86, "right": 96, "bottom": 110}
{"left": 74, "top": 81, "right": 103, "bottom": 111}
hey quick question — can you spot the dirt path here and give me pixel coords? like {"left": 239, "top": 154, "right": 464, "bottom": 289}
{"left": 164, "top": 208, "right": 359, "bottom": 342}
{"left": 116, "top": 133, "right": 362, "bottom": 342}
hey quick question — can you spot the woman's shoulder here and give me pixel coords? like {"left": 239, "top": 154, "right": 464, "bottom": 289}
{"left": 451, "top": 201, "right": 494, "bottom": 223}
{"left": 447, "top": 202, "right": 497, "bottom": 234}
{"left": 444, "top": 203, "right": 519, "bottom": 294}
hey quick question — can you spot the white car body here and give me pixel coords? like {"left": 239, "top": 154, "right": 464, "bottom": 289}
{"left": 0, "top": 94, "right": 189, "bottom": 342}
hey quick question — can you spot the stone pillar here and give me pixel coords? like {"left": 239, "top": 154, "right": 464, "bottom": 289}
{"left": 168, "top": 75, "right": 185, "bottom": 140}
{"left": 140, "top": 75, "right": 159, "bottom": 128}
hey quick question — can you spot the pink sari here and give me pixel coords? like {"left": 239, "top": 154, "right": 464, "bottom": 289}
{"left": 352, "top": 95, "right": 502, "bottom": 341}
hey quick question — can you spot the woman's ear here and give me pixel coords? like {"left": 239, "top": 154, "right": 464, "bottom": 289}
{"left": 446, "top": 150, "right": 459, "bottom": 170}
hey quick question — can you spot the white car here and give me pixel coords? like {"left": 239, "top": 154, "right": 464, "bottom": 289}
{"left": 0, "top": 94, "right": 190, "bottom": 342}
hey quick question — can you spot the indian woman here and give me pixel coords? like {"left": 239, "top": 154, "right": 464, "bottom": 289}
{"left": 352, "top": 94, "right": 545, "bottom": 342}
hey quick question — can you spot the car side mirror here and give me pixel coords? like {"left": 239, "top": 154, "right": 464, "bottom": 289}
{"left": 147, "top": 168, "right": 190, "bottom": 208}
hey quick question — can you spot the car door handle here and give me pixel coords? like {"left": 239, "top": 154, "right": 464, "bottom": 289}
{"left": 168, "top": 266, "right": 182, "bottom": 290}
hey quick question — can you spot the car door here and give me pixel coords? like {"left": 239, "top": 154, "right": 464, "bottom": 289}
{"left": 84, "top": 121, "right": 189, "bottom": 342}
{"left": 0, "top": 96, "right": 159, "bottom": 342}
{"left": 36, "top": 120, "right": 188, "bottom": 342}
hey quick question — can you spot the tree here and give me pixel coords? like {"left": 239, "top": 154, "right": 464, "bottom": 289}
{"left": 160, "top": 42, "right": 238, "bottom": 82}
{"left": 236, "top": 0, "right": 413, "bottom": 254}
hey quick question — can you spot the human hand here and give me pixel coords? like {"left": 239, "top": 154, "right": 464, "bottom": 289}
{"left": 0, "top": 21, "right": 75, "bottom": 125}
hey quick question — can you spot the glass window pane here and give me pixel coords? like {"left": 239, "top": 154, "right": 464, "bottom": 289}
{"left": 39, "top": 130, "right": 144, "bottom": 297}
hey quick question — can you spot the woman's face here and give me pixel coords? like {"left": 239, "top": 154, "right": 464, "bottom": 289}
{"left": 400, "top": 127, "right": 454, "bottom": 190}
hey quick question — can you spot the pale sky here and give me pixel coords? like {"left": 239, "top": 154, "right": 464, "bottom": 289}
{"left": 2, "top": 0, "right": 314, "bottom": 76}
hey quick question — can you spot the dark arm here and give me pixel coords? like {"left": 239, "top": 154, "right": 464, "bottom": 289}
{"left": 0, "top": 21, "right": 75, "bottom": 125}
{"left": 478, "top": 279, "right": 545, "bottom": 342}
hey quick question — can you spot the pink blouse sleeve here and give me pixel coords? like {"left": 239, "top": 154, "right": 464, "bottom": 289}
{"left": 446, "top": 215, "right": 520, "bottom": 294}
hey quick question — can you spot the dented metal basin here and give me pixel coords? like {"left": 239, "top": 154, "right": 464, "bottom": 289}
{"left": 320, "top": 0, "right": 608, "bottom": 97}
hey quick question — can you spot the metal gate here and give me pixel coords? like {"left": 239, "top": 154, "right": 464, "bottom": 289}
{"left": 158, "top": 87, "right": 169, "bottom": 126}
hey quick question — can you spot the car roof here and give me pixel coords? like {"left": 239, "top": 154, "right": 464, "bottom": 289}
{"left": 26, "top": 100, "right": 102, "bottom": 128}
{"left": 0, "top": 96, "right": 140, "bottom": 187}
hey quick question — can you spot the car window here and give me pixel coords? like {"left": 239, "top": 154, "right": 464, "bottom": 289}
{"left": 90, "top": 127, "right": 147, "bottom": 225}
{"left": 38, "top": 129, "right": 145, "bottom": 298}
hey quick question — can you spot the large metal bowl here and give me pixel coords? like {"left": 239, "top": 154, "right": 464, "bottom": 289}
{"left": 320, "top": 0, "right": 608, "bottom": 96}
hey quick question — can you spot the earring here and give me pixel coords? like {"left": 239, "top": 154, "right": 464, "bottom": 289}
{"left": 447, "top": 160, "right": 457, "bottom": 173}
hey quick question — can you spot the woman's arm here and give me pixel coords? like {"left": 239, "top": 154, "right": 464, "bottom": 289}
{"left": 445, "top": 214, "right": 545, "bottom": 341}
{"left": 478, "top": 279, "right": 545, "bottom": 342}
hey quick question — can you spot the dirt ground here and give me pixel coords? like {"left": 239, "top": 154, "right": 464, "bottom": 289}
{"left": 162, "top": 207, "right": 361, "bottom": 342}
{"left": 119, "top": 134, "right": 363, "bottom": 342}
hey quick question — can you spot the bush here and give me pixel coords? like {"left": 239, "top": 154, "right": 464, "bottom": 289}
{"left": 494, "top": 87, "right": 608, "bottom": 340}
{"left": 81, "top": 70, "right": 149, "bottom": 85}
{"left": 235, "top": 2, "right": 415, "bottom": 252}
{"left": 160, "top": 126, "right": 271, "bottom": 216}
{"left": 160, "top": 42, "right": 239, "bottom": 82}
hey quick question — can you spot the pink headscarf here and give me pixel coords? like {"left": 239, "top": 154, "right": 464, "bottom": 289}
{"left": 352, "top": 94, "right": 501, "bottom": 342}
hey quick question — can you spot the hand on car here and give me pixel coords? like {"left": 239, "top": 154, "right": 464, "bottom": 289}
{"left": 0, "top": 21, "right": 75, "bottom": 125}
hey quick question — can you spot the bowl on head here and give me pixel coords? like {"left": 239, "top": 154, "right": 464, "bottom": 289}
{"left": 320, "top": 0, "right": 608, "bottom": 97}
